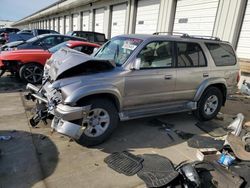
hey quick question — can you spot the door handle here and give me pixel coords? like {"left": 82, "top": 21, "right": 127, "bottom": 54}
{"left": 164, "top": 75, "right": 172, "bottom": 80}
{"left": 203, "top": 73, "right": 209, "bottom": 78}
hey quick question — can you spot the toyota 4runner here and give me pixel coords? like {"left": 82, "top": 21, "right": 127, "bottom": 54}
{"left": 26, "top": 33, "right": 239, "bottom": 146}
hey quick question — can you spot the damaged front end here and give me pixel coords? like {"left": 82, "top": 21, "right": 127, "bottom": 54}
{"left": 26, "top": 47, "right": 115, "bottom": 139}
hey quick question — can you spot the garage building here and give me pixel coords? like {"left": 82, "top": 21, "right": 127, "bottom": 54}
{"left": 11, "top": 0, "right": 250, "bottom": 70}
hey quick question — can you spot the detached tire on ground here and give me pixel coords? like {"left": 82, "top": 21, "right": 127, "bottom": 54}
{"left": 193, "top": 87, "right": 223, "bottom": 121}
{"left": 77, "top": 99, "right": 119, "bottom": 146}
{"left": 19, "top": 63, "right": 44, "bottom": 84}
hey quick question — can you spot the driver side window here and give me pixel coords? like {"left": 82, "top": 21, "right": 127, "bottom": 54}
{"left": 138, "top": 41, "right": 173, "bottom": 69}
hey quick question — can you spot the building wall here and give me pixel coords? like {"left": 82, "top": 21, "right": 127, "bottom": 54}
{"left": 11, "top": 0, "right": 250, "bottom": 60}
{"left": 0, "top": 20, "right": 14, "bottom": 28}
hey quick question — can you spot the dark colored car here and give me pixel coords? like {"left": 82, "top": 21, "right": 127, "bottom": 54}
{"left": 1, "top": 34, "right": 86, "bottom": 51}
{"left": 0, "top": 28, "right": 20, "bottom": 44}
{"left": 8, "top": 29, "right": 59, "bottom": 43}
{"left": 0, "top": 40, "right": 100, "bottom": 84}
{"left": 67, "top": 31, "right": 107, "bottom": 45}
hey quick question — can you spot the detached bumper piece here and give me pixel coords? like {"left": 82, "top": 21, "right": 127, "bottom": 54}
{"left": 51, "top": 104, "right": 91, "bottom": 139}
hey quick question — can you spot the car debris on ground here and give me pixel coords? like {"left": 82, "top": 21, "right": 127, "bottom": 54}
{"left": 104, "top": 113, "right": 250, "bottom": 187}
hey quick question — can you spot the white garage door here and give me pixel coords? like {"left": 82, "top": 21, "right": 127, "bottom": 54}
{"left": 173, "top": 0, "right": 219, "bottom": 36}
{"left": 65, "top": 16, "right": 70, "bottom": 34}
{"left": 94, "top": 8, "right": 105, "bottom": 33}
{"left": 237, "top": 1, "right": 250, "bottom": 59}
{"left": 54, "top": 18, "right": 59, "bottom": 32}
{"left": 50, "top": 19, "right": 53, "bottom": 30}
{"left": 73, "top": 13, "right": 79, "bottom": 31}
{"left": 135, "top": 0, "right": 160, "bottom": 34}
{"left": 111, "top": 3, "right": 127, "bottom": 38}
{"left": 82, "top": 11, "right": 90, "bottom": 31}
{"left": 59, "top": 17, "right": 64, "bottom": 34}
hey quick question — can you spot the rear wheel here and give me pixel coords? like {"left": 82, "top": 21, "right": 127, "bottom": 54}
{"left": 19, "top": 63, "right": 44, "bottom": 84}
{"left": 0, "top": 68, "right": 5, "bottom": 77}
{"left": 193, "top": 87, "right": 223, "bottom": 121}
{"left": 77, "top": 99, "right": 119, "bottom": 146}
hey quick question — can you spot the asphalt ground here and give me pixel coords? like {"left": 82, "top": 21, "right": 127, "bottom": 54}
{"left": 0, "top": 73, "right": 249, "bottom": 188}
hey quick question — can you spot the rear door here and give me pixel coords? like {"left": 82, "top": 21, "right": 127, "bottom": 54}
{"left": 174, "top": 42, "right": 209, "bottom": 101}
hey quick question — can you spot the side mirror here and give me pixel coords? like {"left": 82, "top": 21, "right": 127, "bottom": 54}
{"left": 131, "top": 58, "right": 141, "bottom": 70}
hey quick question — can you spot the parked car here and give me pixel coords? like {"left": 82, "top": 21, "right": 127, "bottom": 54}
{"left": 26, "top": 34, "right": 239, "bottom": 146}
{"left": 0, "top": 28, "right": 20, "bottom": 44}
{"left": 7, "top": 29, "right": 59, "bottom": 43}
{"left": 1, "top": 34, "right": 86, "bottom": 51}
{"left": 0, "top": 40, "right": 100, "bottom": 83}
{"left": 67, "top": 31, "right": 107, "bottom": 45}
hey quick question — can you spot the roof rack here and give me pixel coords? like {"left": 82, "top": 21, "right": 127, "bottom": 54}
{"left": 153, "top": 32, "right": 221, "bottom": 41}
{"left": 153, "top": 32, "right": 189, "bottom": 37}
{"left": 182, "top": 35, "right": 221, "bottom": 41}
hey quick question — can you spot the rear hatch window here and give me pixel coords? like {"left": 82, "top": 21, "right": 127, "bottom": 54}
{"left": 205, "top": 43, "right": 236, "bottom": 66}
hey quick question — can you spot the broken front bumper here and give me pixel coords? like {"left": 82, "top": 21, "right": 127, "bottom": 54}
{"left": 26, "top": 83, "right": 91, "bottom": 139}
{"left": 52, "top": 104, "right": 91, "bottom": 139}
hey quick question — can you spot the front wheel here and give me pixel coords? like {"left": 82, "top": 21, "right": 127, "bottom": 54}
{"left": 193, "top": 87, "right": 223, "bottom": 121}
{"left": 19, "top": 63, "right": 44, "bottom": 84}
{"left": 77, "top": 99, "right": 119, "bottom": 146}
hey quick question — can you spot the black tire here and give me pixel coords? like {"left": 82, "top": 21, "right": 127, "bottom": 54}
{"left": 77, "top": 99, "right": 119, "bottom": 146}
{"left": 193, "top": 87, "right": 223, "bottom": 121}
{"left": 19, "top": 63, "right": 44, "bottom": 84}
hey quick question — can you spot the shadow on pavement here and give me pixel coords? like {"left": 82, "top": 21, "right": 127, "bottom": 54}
{"left": 95, "top": 113, "right": 200, "bottom": 154}
{"left": 0, "top": 130, "right": 58, "bottom": 188}
{"left": 0, "top": 74, "right": 26, "bottom": 93}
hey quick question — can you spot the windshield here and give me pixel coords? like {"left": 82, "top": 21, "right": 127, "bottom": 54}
{"left": 48, "top": 41, "right": 68, "bottom": 53}
{"left": 94, "top": 37, "right": 143, "bottom": 65}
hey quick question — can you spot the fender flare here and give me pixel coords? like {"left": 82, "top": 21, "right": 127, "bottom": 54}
{"left": 193, "top": 77, "right": 227, "bottom": 102}
{"left": 64, "top": 84, "right": 122, "bottom": 109}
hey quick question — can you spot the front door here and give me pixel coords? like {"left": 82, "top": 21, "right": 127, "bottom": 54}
{"left": 124, "top": 40, "right": 176, "bottom": 109}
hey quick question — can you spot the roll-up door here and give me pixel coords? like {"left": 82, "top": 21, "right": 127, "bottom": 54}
{"left": 111, "top": 3, "right": 127, "bottom": 37}
{"left": 82, "top": 11, "right": 90, "bottom": 31}
{"left": 135, "top": 0, "right": 160, "bottom": 34}
{"left": 94, "top": 8, "right": 105, "bottom": 33}
{"left": 54, "top": 18, "right": 59, "bottom": 32}
{"left": 59, "top": 17, "right": 64, "bottom": 34}
{"left": 73, "top": 13, "right": 79, "bottom": 31}
{"left": 237, "top": 1, "right": 250, "bottom": 59}
{"left": 173, "top": 0, "right": 219, "bottom": 36}
{"left": 65, "top": 15, "right": 70, "bottom": 34}
{"left": 50, "top": 19, "right": 53, "bottom": 30}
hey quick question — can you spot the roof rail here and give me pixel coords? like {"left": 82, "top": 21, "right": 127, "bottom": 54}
{"left": 153, "top": 32, "right": 189, "bottom": 37}
{"left": 183, "top": 35, "right": 221, "bottom": 41}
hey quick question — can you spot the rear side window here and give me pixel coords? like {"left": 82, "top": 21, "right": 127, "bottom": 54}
{"left": 176, "top": 42, "right": 206, "bottom": 67}
{"left": 95, "top": 34, "right": 106, "bottom": 42}
{"left": 206, "top": 43, "right": 236, "bottom": 66}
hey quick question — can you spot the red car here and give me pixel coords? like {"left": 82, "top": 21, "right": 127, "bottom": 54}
{"left": 0, "top": 40, "right": 100, "bottom": 84}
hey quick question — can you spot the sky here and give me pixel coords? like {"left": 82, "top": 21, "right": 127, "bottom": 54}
{"left": 0, "top": 0, "right": 58, "bottom": 21}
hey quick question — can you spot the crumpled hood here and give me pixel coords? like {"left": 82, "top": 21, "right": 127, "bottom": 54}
{"left": 47, "top": 47, "right": 116, "bottom": 81}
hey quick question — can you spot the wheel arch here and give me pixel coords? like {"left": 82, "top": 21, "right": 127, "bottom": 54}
{"left": 194, "top": 78, "right": 227, "bottom": 105}
{"left": 75, "top": 93, "right": 121, "bottom": 112}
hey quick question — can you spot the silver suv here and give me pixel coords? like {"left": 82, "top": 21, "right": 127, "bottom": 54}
{"left": 26, "top": 34, "right": 239, "bottom": 146}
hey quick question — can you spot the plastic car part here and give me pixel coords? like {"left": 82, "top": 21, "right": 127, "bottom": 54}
{"left": 227, "top": 133, "right": 250, "bottom": 161}
{"left": 178, "top": 164, "right": 201, "bottom": 187}
{"left": 227, "top": 113, "right": 244, "bottom": 136}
